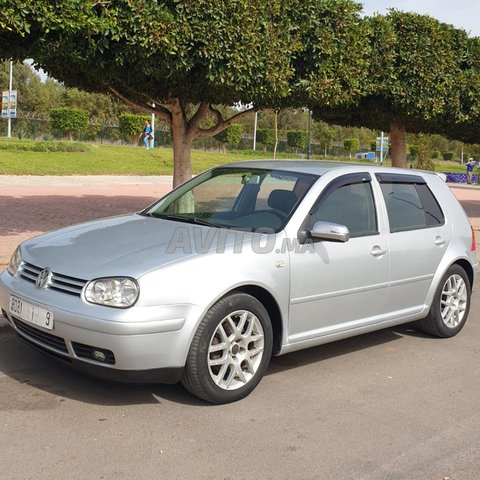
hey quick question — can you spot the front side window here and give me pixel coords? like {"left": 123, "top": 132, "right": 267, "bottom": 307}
{"left": 144, "top": 167, "right": 318, "bottom": 232}
{"left": 308, "top": 180, "right": 378, "bottom": 238}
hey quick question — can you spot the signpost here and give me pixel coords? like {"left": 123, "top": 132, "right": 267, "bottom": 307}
{"left": 2, "top": 90, "right": 17, "bottom": 118}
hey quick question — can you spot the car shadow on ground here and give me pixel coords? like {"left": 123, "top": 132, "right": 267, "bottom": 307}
{"left": 0, "top": 324, "right": 419, "bottom": 407}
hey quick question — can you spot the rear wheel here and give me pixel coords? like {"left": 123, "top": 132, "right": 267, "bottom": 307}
{"left": 182, "top": 293, "right": 273, "bottom": 404}
{"left": 418, "top": 265, "right": 471, "bottom": 338}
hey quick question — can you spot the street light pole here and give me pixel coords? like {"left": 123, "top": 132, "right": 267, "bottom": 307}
{"left": 7, "top": 61, "right": 12, "bottom": 139}
{"left": 379, "top": 131, "right": 384, "bottom": 165}
{"left": 307, "top": 109, "right": 311, "bottom": 160}
{"left": 253, "top": 111, "right": 258, "bottom": 151}
{"left": 151, "top": 103, "right": 155, "bottom": 148}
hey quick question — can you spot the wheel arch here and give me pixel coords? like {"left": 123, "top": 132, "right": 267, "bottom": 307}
{"left": 452, "top": 258, "right": 474, "bottom": 290}
{"left": 221, "top": 285, "right": 284, "bottom": 356}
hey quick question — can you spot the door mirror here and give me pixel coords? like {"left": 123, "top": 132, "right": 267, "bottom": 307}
{"left": 310, "top": 221, "right": 349, "bottom": 243}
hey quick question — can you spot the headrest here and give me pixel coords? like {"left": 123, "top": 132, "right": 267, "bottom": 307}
{"left": 267, "top": 189, "right": 298, "bottom": 213}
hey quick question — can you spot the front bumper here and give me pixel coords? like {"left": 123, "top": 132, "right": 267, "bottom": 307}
{"left": 0, "top": 270, "right": 202, "bottom": 382}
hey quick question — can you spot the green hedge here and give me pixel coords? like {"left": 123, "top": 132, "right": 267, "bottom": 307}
{"left": 215, "top": 124, "right": 243, "bottom": 145}
{"left": 287, "top": 130, "right": 308, "bottom": 149}
{"left": 0, "top": 140, "right": 91, "bottom": 152}
{"left": 50, "top": 108, "right": 89, "bottom": 138}
{"left": 256, "top": 129, "right": 276, "bottom": 146}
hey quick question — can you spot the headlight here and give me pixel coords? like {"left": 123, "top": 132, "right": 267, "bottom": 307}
{"left": 7, "top": 247, "right": 22, "bottom": 276}
{"left": 85, "top": 278, "right": 139, "bottom": 308}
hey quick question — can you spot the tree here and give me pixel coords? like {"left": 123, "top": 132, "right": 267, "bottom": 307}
{"left": 343, "top": 138, "right": 359, "bottom": 158}
{"left": 312, "top": 120, "right": 337, "bottom": 157}
{"left": 214, "top": 124, "right": 243, "bottom": 146}
{"left": 313, "top": 11, "right": 480, "bottom": 168}
{"left": 49, "top": 107, "right": 88, "bottom": 140}
{"left": 256, "top": 129, "right": 276, "bottom": 150}
{"left": 0, "top": 0, "right": 369, "bottom": 186}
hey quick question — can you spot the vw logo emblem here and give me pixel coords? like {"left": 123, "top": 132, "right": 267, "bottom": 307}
{"left": 36, "top": 268, "right": 52, "bottom": 289}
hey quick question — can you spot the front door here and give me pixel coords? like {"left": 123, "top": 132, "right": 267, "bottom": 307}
{"left": 288, "top": 173, "right": 389, "bottom": 343}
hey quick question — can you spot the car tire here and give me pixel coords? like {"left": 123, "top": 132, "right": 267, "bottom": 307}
{"left": 418, "top": 265, "right": 471, "bottom": 338}
{"left": 182, "top": 293, "right": 273, "bottom": 404}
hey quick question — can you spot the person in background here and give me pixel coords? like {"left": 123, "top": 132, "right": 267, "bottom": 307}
{"left": 140, "top": 120, "right": 153, "bottom": 149}
{"left": 466, "top": 158, "right": 477, "bottom": 184}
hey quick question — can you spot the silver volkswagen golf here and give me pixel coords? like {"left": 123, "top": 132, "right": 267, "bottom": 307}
{"left": 1, "top": 161, "right": 477, "bottom": 403}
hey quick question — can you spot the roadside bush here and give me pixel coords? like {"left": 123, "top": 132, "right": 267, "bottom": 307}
{"left": 442, "top": 152, "right": 454, "bottom": 161}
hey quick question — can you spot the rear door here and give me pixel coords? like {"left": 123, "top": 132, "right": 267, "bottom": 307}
{"left": 376, "top": 173, "right": 451, "bottom": 315}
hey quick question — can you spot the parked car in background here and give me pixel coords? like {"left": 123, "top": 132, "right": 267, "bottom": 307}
{"left": 1, "top": 161, "right": 477, "bottom": 403}
{"left": 355, "top": 151, "right": 376, "bottom": 161}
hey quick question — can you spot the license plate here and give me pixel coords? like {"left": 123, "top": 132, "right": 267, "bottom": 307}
{"left": 9, "top": 295, "right": 54, "bottom": 330}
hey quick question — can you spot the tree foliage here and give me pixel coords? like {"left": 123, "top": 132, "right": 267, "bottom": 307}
{"left": 313, "top": 11, "right": 480, "bottom": 166}
{"left": 0, "top": 0, "right": 369, "bottom": 184}
{"left": 343, "top": 138, "right": 359, "bottom": 154}
{"left": 256, "top": 129, "right": 276, "bottom": 147}
{"left": 118, "top": 113, "right": 148, "bottom": 144}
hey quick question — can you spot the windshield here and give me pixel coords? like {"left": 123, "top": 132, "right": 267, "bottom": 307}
{"left": 144, "top": 167, "right": 318, "bottom": 232}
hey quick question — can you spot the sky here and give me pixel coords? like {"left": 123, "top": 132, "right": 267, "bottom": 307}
{"left": 361, "top": 0, "right": 480, "bottom": 37}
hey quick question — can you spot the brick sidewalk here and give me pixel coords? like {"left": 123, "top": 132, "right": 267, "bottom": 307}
{"left": 1, "top": 177, "right": 480, "bottom": 328}
{"left": 0, "top": 176, "right": 173, "bottom": 265}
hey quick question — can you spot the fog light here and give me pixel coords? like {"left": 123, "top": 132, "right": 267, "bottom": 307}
{"left": 92, "top": 350, "right": 107, "bottom": 362}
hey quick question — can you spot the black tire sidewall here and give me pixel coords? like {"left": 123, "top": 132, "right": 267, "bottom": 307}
{"left": 430, "top": 265, "right": 471, "bottom": 337}
{"left": 187, "top": 293, "right": 273, "bottom": 404}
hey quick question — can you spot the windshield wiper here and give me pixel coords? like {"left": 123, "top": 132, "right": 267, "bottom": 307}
{"left": 147, "top": 213, "right": 220, "bottom": 228}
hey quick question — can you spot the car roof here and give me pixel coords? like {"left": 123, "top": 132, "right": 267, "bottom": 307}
{"left": 220, "top": 160, "right": 444, "bottom": 180}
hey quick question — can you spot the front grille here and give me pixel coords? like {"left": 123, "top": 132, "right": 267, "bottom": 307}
{"left": 72, "top": 342, "right": 116, "bottom": 365}
{"left": 12, "top": 317, "right": 68, "bottom": 354}
{"left": 19, "top": 262, "right": 87, "bottom": 297}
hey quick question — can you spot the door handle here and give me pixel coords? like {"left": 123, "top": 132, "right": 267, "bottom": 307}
{"left": 370, "top": 246, "right": 387, "bottom": 257}
{"left": 434, "top": 236, "right": 446, "bottom": 247}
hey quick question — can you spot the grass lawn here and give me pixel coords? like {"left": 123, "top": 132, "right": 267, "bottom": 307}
{"left": 0, "top": 140, "right": 467, "bottom": 175}
{"left": 0, "top": 144, "right": 309, "bottom": 175}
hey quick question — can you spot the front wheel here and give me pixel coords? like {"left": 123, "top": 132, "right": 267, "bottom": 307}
{"left": 182, "top": 293, "right": 273, "bottom": 404}
{"left": 418, "top": 265, "right": 471, "bottom": 338}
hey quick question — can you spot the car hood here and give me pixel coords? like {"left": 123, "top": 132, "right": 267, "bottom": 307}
{"left": 20, "top": 214, "right": 239, "bottom": 280}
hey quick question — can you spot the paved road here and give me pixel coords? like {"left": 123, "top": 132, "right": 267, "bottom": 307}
{"left": 1, "top": 177, "right": 480, "bottom": 479}
{"left": 1, "top": 289, "right": 479, "bottom": 479}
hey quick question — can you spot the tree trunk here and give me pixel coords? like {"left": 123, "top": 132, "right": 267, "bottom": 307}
{"left": 172, "top": 126, "right": 193, "bottom": 188}
{"left": 390, "top": 122, "right": 407, "bottom": 168}
{"left": 170, "top": 100, "right": 193, "bottom": 188}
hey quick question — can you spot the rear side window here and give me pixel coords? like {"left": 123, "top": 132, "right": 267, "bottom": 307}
{"left": 379, "top": 180, "right": 444, "bottom": 233}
